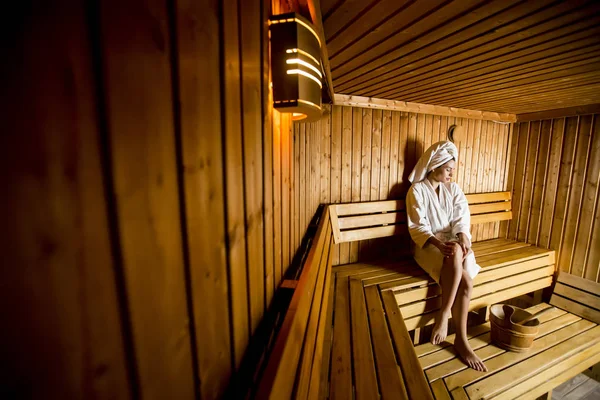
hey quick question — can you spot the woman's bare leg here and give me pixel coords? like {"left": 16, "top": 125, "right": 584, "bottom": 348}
{"left": 431, "top": 244, "right": 463, "bottom": 344}
{"left": 452, "top": 270, "right": 488, "bottom": 372}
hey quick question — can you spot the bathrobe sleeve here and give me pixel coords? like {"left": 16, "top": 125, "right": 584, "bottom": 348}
{"left": 406, "top": 185, "right": 435, "bottom": 248}
{"left": 450, "top": 183, "right": 472, "bottom": 240}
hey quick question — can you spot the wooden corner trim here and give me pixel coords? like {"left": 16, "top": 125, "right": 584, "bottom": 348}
{"left": 334, "top": 94, "right": 517, "bottom": 122}
{"left": 515, "top": 103, "right": 600, "bottom": 122}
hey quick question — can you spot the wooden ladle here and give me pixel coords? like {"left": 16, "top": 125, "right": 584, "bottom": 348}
{"left": 511, "top": 307, "right": 555, "bottom": 325}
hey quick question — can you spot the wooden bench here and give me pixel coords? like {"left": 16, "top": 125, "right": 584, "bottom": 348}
{"left": 255, "top": 191, "right": 600, "bottom": 399}
{"left": 324, "top": 191, "right": 568, "bottom": 399}
{"left": 416, "top": 272, "right": 600, "bottom": 399}
{"left": 255, "top": 206, "right": 334, "bottom": 399}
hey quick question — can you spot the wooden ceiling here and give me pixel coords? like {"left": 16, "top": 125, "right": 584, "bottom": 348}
{"left": 320, "top": 0, "right": 600, "bottom": 115}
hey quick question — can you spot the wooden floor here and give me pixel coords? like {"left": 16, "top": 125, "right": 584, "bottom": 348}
{"left": 552, "top": 374, "right": 600, "bottom": 400}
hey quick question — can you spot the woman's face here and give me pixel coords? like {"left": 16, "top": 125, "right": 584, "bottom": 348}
{"left": 430, "top": 159, "right": 455, "bottom": 183}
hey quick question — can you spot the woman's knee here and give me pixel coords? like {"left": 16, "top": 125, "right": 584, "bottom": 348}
{"left": 460, "top": 274, "right": 473, "bottom": 294}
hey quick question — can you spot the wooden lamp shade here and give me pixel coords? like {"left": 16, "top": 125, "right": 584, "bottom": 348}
{"left": 269, "top": 13, "right": 322, "bottom": 122}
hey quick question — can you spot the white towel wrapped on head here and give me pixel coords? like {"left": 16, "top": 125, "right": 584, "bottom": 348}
{"left": 408, "top": 141, "right": 459, "bottom": 183}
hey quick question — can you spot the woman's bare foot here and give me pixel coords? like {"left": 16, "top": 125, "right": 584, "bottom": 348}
{"left": 455, "top": 338, "right": 488, "bottom": 372}
{"left": 431, "top": 311, "right": 450, "bottom": 344}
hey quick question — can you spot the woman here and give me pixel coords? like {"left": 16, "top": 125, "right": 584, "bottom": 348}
{"left": 406, "top": 141, "right": 487, "bottom": 372}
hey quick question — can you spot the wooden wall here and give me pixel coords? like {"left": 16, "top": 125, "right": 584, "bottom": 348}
{"left": 2, "top": 0, "right": 296, "bottom": 399}
{"left": 294, "top": 105, "right": 512, "bottom": 266}
{"left": 508, "top": 115, "right": 600, "bottom": 283}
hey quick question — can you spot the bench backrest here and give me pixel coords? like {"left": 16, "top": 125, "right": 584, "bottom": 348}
{"left": 550, "top": 272, "right": 600, "bottom": 324}
{"left": 256, "top": 207, "right": 333, "bottom": 399}
{"left": 329, "top": 191, "right": 512, "bottom": 244}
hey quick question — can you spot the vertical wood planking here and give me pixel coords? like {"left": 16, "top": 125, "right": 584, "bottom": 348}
{"left": 560, "top": 115, "right": 593, "bottom": 273}
{"left": 518, "top": 121, "right": 540, "bottom": 242}
{"left": 528, "top": 120, "right": 552, "bottom": 244}
{"left": 389, "top": 112, "right": 401, "bottom": 196}
{"left": 100, "top": 0, "right": 196, "bottom": 396}
{"left": 371, "top": 110, "right": 383, "bottom": 201}
{"left": 508, "top": 113, "right": 600, "bottom": 283}
{"left": 350, "top": 108, "right": 363, "bottom": 262}
{"left": 273, "top": 111, "right": 283, "bottom": 288}
{"left": 240, "top": 0, "right": 265, "bottom": 334}
{"left": 574, "top": 116, "right": 599, "bottom": 278}
{"left": 331, "top": 106, "right": 342, "bottom": 265}
{"left": 2, "top": 5, "right": 131, "bottom": 397}
{"left": 281, "top": 113, "right": 291, "bottom": 272}
{"left": 175, "top": 0, "right": 233, "bottom": 395}
{"left": 340, "top": 107, "right": 353, "bottom": 264}
{"left": 222, "top": 0, "right": 252, "bottom": 371}
{"left": 550, "top": 117, "right": 579, "bottom": 272}
{"left": 321, "top": 106, "right": 332, "bottom": 205}
{"left": 359, "top": 108, "right": 373, "bottom": 259}
{"left": 380, "top": 111, "right": 392, "bottom": 200}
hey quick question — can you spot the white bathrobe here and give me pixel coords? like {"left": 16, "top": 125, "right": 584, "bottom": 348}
{"left": 406, "top": 142, "right": 481, "bottom": 283}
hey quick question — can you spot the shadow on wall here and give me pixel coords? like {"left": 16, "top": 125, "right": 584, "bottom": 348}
{"left": 359, "top": 137, "right": 421, "bottom": 262}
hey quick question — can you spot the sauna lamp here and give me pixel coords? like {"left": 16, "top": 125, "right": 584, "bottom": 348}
{"left": 269, "top": 13, "right": 323, "bottom": 122}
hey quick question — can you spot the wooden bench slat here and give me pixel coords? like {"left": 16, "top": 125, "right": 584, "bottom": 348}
{"left": 339, "top": 224, "right": 407, "bottom": 242}
{"left": 337, "top": 211, "right": 407, "bottom": 229}
{"left": 349, "top": 278, "right": 379, "bottom": 399}
{"left": 471, "top": 211, "right": 512, "bottom": 224}
{"left": 477, "top": 246, "right": 554, "bottom": 267}
{"left": 380, "top": 291, "right": 433, "bottom": 400}
{"left": 333, "top": 199, "right": 406, "bottom": 216}
{"left": 469, "top": 201, "right": 512, "bottom": 215}
{"left": 317, "top": 265, "right": 336, "bottom": 400}
{"left": 471, "top": 240, "right": 531, "bottom": 256}
{"left": 443, "top": 319, "right": 597, "bottom": 391}
{"left": 554, "top": 282, "right": 600, "bottom": 312}
{"left": 464, "top": 325, "right": 600, "bottom": 399}
{"left": 430, "top": 379, "right": 452, "bottom": 400}
{"left": 555, "top": 271, "right": 600, "bottom": 296}
{"left": 476, "top": 257, "right": 553, "bottom": 285}
{"left": 550, "top": 295, "right": 600, "bottom": 325}
{"left": 512, "top": 349, "right": 600, "bottom": 400}
{"left": 330, "top": 275, "right": 352, "bottom": 400}
{"left": 257, "top": 207, "right": 330, "bottom": 399}
{"left": 364, "top": 287, "right": 409, "bottom": 400}
{"left": 298, "top": 231, "right": 334, "bottom": 399}
{"left": 465, "top": 191, "right": 511, "bottom": 204}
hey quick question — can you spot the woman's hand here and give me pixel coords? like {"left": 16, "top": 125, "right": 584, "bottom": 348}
{"left": 436, "top": 241, "right": 459, "bottom": 258}
{"left": 457, "top": 233, "right": 471, "bottom": 260}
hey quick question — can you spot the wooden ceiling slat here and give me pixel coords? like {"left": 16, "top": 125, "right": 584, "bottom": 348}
{"left": 516, "top": 104, "right": 600, "bottom": 121}
{"left": 325, "top": 0, "right": 413, "bottom": 57}
{"left": 450, "top": 87, "right": 600, "bottom": 113}
{"left": 320, "top": 0, "right": 343, "bottom": 19}
{"left": 362, "top": 30, "right": 600, "bottom": 98}
{"left": 338, "top": 2, "right": 600, "bottom": 93}
{"left": 438, "top": 78, "right": 600, "bottom": 108}
{"left": 327, "top": 0, "right": 447, "bottom": 59}
{"left": 323, "top": 0, "right": 375, "bottom": 41}
{"left": 334, "top": 0, "right": 564, "bottom": 88}
{"left": 439, "top": 72, "right": 600, "bottom": 103}
{"left": 331, "top": 0, "right": 500, "bottom": 81}
{"left": 321, "top": 0, "right": 600, "bottom": 114}
{"left": 378, "top": 45, "right": 600, "bottom": 100}
{"left": 411, "top": 62, "right": 600, "bottom": 105}
{"left": 351, "top": 21, "right": 600, "bottom": 100}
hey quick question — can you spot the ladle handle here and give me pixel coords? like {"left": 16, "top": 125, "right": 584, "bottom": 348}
{"left": 513, "top": 307, "right": 555, "bottom": 325}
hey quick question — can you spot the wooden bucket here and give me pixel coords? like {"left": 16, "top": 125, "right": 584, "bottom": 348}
{"left": 490, "top": 304, "right": 540, "bottom": 352}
